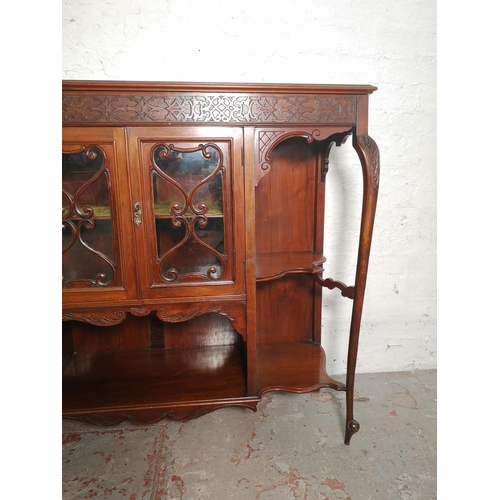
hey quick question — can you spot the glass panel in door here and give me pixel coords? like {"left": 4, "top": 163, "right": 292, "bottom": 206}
{"left": 62, "top": 146, "right": 118, "bottom": 287}
{"left": 151, "top": 143, "right": 227, "bottom": 283}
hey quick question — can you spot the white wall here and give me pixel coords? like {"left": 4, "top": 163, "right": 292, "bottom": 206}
{"left": 62, "top": 0, "right": 437, "bottom": 374}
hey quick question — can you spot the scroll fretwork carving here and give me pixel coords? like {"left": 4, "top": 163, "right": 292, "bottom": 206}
{"left": 62, "top": 311, "right": 127, "bottom": 326}
{"left": 156, "top": 305, "right": 235, "bottom": 323}
{"left": 130, "top": 307, "right": 151, "bottom": 317}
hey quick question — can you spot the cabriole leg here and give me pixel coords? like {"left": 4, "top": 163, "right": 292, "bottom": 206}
{"left": 344, "top": 133, "right": 380, "bottom": 445}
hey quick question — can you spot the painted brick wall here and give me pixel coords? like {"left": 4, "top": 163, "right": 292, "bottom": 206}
{"left": 62, "top": 0, "right": 437, "bottom": 374}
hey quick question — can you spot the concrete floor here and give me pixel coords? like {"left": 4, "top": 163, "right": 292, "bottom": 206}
{"left": 62, "top": 369, "right": 436, "bottom": 499}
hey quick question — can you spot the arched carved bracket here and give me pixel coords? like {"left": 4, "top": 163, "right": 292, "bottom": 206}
{"left": 255, "top": 126, "right": 353, "bottom": 186}
{"left": 62, "top": 310, "right": 127, "bottom": 326}
{"left": 314, "top": 275, "right": 355, "bottom": 299}
{"left": 156, "top": 301, "right": 247, "bottom": 338}
{"left": 156, "top": 305, "right": 235, "bottom": 323}
{"left": 322, "top": 130, "right": 353, "bottom": 182}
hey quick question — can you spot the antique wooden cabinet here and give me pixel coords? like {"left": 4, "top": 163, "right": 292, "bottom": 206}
{"left": 62, "top": 81, "right": 379, "bottom": 445}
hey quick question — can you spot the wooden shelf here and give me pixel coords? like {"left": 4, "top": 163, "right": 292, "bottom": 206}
{"left": 154, "top": 204, "right": 223, "bottom": 217}
{"left": 64, "top": 206, "right": 112, "bottom": 219}
{"left": 256, "top": 252, "right": 326, "bottom": 282}
{"left": 62, "top": 345, "right": 247, "bottom": 415}
{"left": 62, "top": 341, "right": 344, "bottom": 421}
{"left": 257, "top": 341, "right": 344, "bottom": 393}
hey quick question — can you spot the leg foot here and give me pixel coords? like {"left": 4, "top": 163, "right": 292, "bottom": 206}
{"left": 344, "top": 419, "right": 360, "bottom": 445}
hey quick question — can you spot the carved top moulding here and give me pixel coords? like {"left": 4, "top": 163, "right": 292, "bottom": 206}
{"left": 62, "top": 81, "right": 377, "bottom": 126}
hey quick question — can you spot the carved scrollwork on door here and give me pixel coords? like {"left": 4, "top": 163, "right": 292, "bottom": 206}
{"left": 150, "top": 143, "right": 228, "bottom": 283}
{"left": 62, "top": 145, "right": 116, "bottom": 288}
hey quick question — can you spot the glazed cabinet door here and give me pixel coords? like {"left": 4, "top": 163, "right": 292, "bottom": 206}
{"left": 62, "top": 127, "right": 137, "bottom": 305}
{"left": 128, "top": 127, "right": 245, "bottom": 299}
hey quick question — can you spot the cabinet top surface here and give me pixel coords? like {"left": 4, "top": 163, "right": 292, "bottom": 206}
{"left": 62, "top": 80, "right": 377, "bottom": 95}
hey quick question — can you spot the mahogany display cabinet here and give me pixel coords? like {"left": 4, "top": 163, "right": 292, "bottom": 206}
{"left": 62, "top": 81, "right": 379, "bottom": 444}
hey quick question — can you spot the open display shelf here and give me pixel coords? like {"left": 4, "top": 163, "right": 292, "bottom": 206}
{"left": 256, "top": 251, "right": 326, "bottom": 282}
{"left": 63, "top": 345, "right": 252, "bottom": 422}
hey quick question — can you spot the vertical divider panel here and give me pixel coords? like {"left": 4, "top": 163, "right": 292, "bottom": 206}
{"left": 313, "top": 141, "right": 328, "bottom": 344}
{"left": 243, "top": 127, "right": 258, "bottom": 395}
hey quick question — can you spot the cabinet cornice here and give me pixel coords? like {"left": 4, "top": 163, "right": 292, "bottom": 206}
{"left": 62, "top": 80, "right": 377, "bottom": 95}
{"left": 62, "top": 81, "right": 376, "bottom": 126}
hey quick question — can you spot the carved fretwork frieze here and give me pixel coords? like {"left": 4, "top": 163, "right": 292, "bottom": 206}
{"left": 63, "top": 93, "right": 356, "bottom": 125}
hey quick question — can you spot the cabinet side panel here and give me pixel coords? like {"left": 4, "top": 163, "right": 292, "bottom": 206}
{"left": 256, "top": 275, "right": 314, "bottom": 342}
{"left": 255, "top": 138, "right": 317, "bottom": 253}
